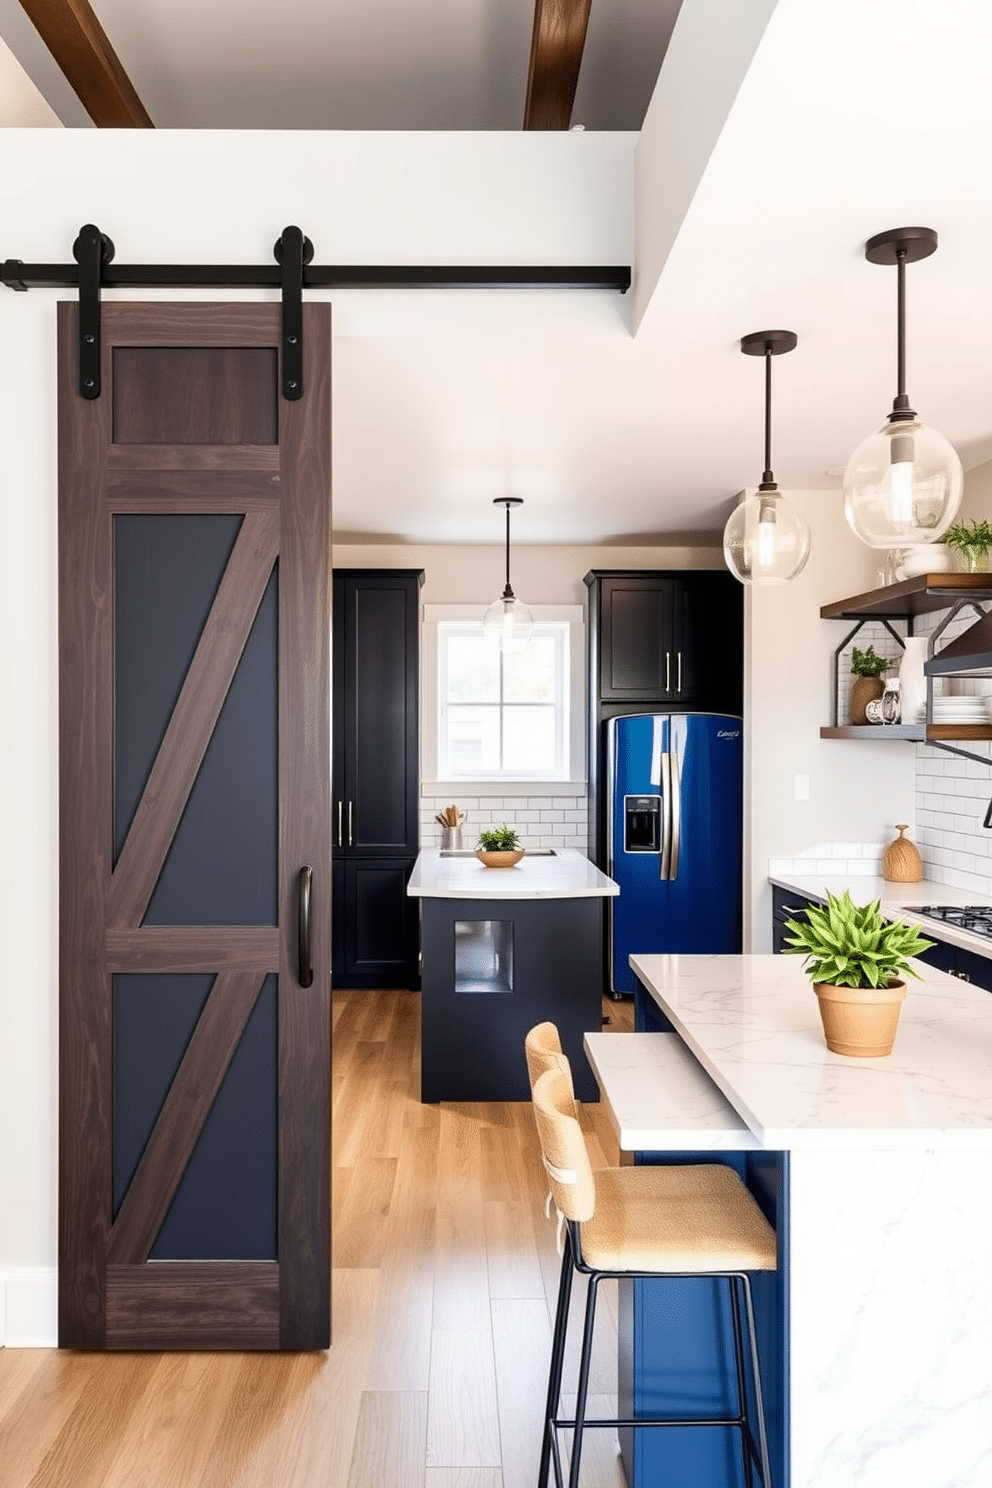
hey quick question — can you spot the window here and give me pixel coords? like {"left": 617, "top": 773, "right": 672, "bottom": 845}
{"left": 424, "top": 605, "right": 584, "bottom": 785}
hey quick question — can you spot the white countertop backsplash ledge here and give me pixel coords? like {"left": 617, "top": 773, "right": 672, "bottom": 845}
{"left": 770, "top": 826, "right": 992, "bottom": 901}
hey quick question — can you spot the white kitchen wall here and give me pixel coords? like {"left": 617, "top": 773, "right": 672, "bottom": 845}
{"left": 746, "top": 488, "right": 917, "bottom": 950}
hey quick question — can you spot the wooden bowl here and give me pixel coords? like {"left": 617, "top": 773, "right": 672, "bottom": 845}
{"left": 475, "top": 849, "right": 525, "bottom": 868}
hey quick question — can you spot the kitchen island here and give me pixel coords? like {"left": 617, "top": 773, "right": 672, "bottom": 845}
{"left": 408, "top": 848, "right": 618, "bottom": 1101}
{"left": 588, "top": 953, "right": 992, "bottom": 1488}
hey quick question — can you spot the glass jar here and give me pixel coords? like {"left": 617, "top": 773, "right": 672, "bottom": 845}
{"left": 881, "top": 676, "right": 902, "bottom": 725}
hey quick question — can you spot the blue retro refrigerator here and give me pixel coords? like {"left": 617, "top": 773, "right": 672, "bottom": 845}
{"left": 606, "top": 712, "right": 742, "bottom": 995}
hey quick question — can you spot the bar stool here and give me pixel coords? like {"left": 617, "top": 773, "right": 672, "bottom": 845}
{"left": 531, "top": 1062, "right": 777, "bottom": 1488}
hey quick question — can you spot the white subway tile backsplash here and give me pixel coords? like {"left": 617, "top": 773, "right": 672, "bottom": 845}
{"left": 421, "top": 787, "right": 588, "bottom": 852}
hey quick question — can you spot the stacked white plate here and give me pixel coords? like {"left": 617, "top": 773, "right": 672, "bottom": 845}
{"left": 932, "top": 696, "right": 989, "bottom": 724}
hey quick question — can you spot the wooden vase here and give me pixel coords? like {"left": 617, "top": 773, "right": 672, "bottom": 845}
{"left": 883, "top": 824, "right": 922, "bottom": 883}
{"left": 849, "top": 674, "right": 884, "bottom": 724}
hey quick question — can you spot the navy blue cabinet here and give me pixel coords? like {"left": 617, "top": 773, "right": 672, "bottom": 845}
{"left": 332, "top": 570, "right": 422, "bottom": 988}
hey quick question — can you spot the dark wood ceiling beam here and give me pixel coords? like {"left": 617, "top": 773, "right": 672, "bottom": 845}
{"left": 18, "top": 0, "right": 153, "bottom": 127}
{"left": 524, "top": 0, "right": 592, "bottom": 130}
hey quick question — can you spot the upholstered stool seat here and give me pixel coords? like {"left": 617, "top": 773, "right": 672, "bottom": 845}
{"left": 528, "top": 1047, "right": 777, "bottom": 1488}
{"left": 579, "top": 1162, "right": 777, "bottom": 1274}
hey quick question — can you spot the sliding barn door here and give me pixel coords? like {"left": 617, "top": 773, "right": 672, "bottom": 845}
{"left": 58, "top": 303, "right": 332, "bottom": 1349}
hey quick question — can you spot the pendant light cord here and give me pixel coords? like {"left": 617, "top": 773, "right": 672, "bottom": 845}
{"left": 502, "top": 500, "right": 515, "bottom": 600}
{"left": 760, "top": 342, "right": 776, "bottom": 490}
{"left": 892, "top": 246, "right": 915, "bottom": 421}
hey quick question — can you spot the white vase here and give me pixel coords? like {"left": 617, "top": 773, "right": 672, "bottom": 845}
{"left": 898, "top": 636, "right": 929, "bottom": 724}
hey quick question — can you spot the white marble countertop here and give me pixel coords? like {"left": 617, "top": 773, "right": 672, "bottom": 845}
{"left": 630, "top": 952, "right": 992, "bottom": 1150}
{"left": 770, "top": 872, "right": 992, "bottom": 961}
{"left": 583, "top": 1031, "right": 760, "bottom": 1150}
{"left": 407, "top": 847, "right": 619, "bottom": 900}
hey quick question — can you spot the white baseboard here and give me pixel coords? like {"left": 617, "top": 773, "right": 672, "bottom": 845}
{"left": 1, "top": 1267, "right": 58, "bottom": 1347}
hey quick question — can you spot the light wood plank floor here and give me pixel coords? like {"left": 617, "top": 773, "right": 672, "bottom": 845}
{"left": 0, "top": 990, "right": 633, "bottom": 1487}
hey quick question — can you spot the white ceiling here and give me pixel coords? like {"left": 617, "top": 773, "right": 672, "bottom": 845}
{"left": 3, "top": 0, "right": 992, "bottom": 548}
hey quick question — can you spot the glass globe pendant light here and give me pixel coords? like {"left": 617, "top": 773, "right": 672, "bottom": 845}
{"left": 483, "top": 497, "right": 533, "bottom": 653}
{"left": 843, "top": 227, "right": 962, "bottom": 548}
{"left": 723, "top": 330, "right": 811, "bottom": 586}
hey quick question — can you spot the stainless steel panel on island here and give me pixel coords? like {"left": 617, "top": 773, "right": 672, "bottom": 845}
{"left": 407, "top": 849, "right": 618, "bottom": 1101}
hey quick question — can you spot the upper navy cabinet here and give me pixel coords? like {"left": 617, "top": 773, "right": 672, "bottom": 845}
{"left": 332, "top": 569, "right": 423, "bottom": 987}
{"left": 591, "top": 571, "right": 742, "bottom": 710}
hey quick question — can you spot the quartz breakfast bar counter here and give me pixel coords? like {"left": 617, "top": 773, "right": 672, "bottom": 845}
{"left": 408, "top": 848, "right": 617, "bottom": 1101}
{"left": 591, "top": 953, "right": 992, "bottom": 1488}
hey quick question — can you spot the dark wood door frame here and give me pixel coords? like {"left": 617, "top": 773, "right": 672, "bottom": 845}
{"left": 58, "top": 302, "right": 331, "bottom": 1349}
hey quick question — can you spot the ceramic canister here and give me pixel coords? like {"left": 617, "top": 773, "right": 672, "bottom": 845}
{"left": 898, "top": 636, "right": 929, "bottom": 724}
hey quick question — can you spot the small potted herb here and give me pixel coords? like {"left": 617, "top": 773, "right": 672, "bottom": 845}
{"left": 783, "top": 890, "right": 935, "bottom": 1056}
{"left": 475, "top": 824, "right": 525, "bottom": 868}
{"left": 849, "top": 644, "right": 892, "bottom": 723}
{"left": 938, "top": 518, "right": 992, "bottom": 573}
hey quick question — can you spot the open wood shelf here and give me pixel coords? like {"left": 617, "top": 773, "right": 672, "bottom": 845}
{"left": 820, "top": 572, "right": 992, "bottom": 621}
{"left": 820, "top": 724, "right": 992, "bottom": 742}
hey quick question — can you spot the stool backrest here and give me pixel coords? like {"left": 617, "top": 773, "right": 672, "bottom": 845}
{"left": 531, "top": 1065, "right": 596, "bottom": 1223}
{"left": 524, "top": 1021, "right": 565, "bottom": 1092}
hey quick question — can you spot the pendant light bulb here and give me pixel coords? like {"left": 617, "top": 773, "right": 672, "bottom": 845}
{"left": 483, "top": 497, "right": 532, "bottom": 654}
{"left": 723, "top": 331, "right": 810, "bottom": 587}
{"left": 843, "top": 228, "right": 962, "bottom": 549}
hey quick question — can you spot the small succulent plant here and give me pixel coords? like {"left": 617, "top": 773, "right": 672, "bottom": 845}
{"left": 476, "top": 824, "right": 522, "bottom": 851}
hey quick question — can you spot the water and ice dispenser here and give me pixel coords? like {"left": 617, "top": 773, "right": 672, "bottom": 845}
{"left": 623, "top": 795, "right": 662, "bottom": 853}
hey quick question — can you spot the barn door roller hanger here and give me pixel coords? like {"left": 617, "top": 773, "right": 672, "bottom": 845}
{"left": 2, "top": 223, "right": 631, "bottom": 402}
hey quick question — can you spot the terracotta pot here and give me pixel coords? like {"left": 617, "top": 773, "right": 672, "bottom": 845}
{"left": 814, "top": 979, "right": 906, "bottom": 1058}
{"left": 476, "top": 849, "right": 525, "bottom": 868}
{"left": 849, "top": 674, "right": 884, "bottom": 724}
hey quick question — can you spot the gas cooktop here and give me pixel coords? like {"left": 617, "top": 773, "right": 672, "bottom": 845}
{"left": 908, "top": 905, "right": 992, "bottom": 939}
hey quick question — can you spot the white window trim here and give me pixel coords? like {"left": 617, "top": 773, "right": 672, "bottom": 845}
{"left": 422, "top": 604, "right": 586, "bottom": 793}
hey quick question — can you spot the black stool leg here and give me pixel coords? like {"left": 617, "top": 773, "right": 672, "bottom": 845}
{"left": 568, "top": 1271, "right": 601, "bottom": 1488}
{"left": 740, "top": 1275, "right": 773, "bottom": 1488}
{"left": 540, "top": 1230, "right": 575, "bottom": 1488}
{"left": 728, "top": 1276, "right": 756, "bottom": 1488}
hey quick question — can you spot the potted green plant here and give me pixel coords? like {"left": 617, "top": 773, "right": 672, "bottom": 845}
{"left": 938, "top": 518, "right": 992, "bottom": 572}
{"left": 475, "top": 824, "right": 525, "bottom": 868}
{"left": 848, "top": 644, "right": 892, "bottom": 724}
{"left": 783, "top": 890, "right": 935, "bottom": 1056}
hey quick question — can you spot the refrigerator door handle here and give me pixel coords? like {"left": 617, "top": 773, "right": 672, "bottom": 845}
{"left": 669, "top": 747, "right": 682, "bottom": 879}
{"left": 659, "top": 751, "right": 672, "bottom": 879}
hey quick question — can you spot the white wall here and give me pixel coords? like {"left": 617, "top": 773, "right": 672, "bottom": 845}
{"left": 0, "top": 128, "right": 635, "bottom": 1338}
{"left": 746, "top": 490, "right": 916, "bottom": 949}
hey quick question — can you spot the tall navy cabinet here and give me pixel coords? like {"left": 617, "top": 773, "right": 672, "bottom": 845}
{"left": 332, "top": 569, "right": 423, "bottom": 988}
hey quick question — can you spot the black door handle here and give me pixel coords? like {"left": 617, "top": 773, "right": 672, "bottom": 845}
{"left": 298, "top": 865, "right": 313, "bottom": 988}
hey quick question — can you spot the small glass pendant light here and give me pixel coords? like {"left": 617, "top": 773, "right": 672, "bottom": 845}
{"left": 843, "top": 227, "right": 962, "bottom": 548}
{"left": 723, "top": 330, "right": 811, "bottom": 586}
{"left": 483, "top": 497, "right": 533, "bottom": 653}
